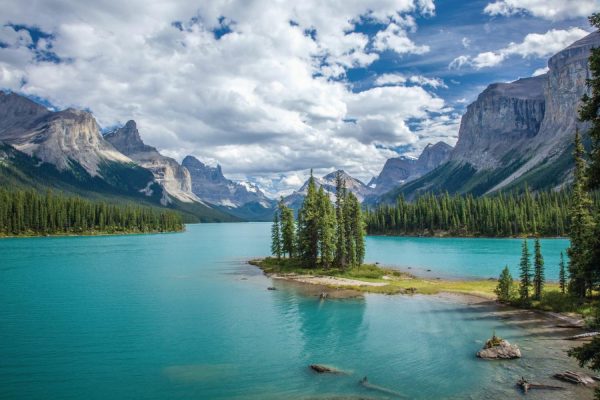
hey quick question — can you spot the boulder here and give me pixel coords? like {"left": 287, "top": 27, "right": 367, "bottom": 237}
{"left": 477, "top": 336, "right": 521, "bottom": 359}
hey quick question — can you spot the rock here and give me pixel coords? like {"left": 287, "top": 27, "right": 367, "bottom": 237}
{"left": 477, "top": 336, "right": 521, "bottom": 359}
{"left": 267, "top": 287, "right": 277, "bottom": 291}
{"left": 310, "top": 364, "right": 340, "bottom": 374}
{"left": 319, "top": 292, "right": 328, "bottom": 299}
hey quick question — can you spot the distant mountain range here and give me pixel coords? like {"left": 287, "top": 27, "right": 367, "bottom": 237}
{"left": 0, "top": 30, "right": 596, "bottom": 220}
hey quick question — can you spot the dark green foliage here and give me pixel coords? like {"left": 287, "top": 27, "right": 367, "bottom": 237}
{"left": 559, "top": 252, "right": 567, "bottom": 294}
{"left": 274, "top": 170, "right": 366, "bottom": 269}
{"left": 495, "top": 266, "right": 514, "bottom": 303}
{"left": 533, "top": 239, "right": 544, "bottom": 301}
{"left": 568, "top": 337, "right": 600, "bottom": 400}
{"left": 567, "top": 130, "right": 596, "bottom": 298}
{"left": 519, "top": 240, "right": 532, "bottom": 305}
{"left": 0, "top": 188, "right": 183, "bottom": 236}
{"left": 271, "top": 212, "right": 282, "bottom": 259}
{"left": 366, "top": 189, "right": 592, "bottom": 237}
{"left": 279, "top": 199, "right": 296, "bottom": 258}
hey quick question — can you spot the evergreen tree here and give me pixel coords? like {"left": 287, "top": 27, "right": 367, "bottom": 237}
{"left": 334, "top": 171, "right": 347, "bottom": 268}
{"left": 495, "top": 266, "right": 514, "bottom": 303}
{"left": 559, "top": 252, "right": 567, "bottom": 294}
{"left": 317, "top": 186, "right": 336, "bottom": 268}
{"left": 271, "top": 211, "right": 282, "bottom": 259}
{"left": 279, "top": 199, "right": 296, "bottom": 258}
{"left": 297, "top": 171, "right": 320, "bottom": 268}
{"left": 519, "top": 240, "right": 532, "bottom": 305}
{"left": 532, "top": 238, "right": 544, "bottom": 301}
{"left": 567, "top": 129, "right": 595, "bottom": 298}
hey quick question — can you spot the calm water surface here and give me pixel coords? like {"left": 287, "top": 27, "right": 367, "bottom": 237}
{"left": 0, "top": 223, "right": 585, "bottom": 399}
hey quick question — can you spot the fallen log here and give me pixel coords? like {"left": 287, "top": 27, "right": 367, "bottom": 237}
{"left": 310, "top": 364, "right": 343, "bottom": 374}
{"left": 516, "top": 377, "right": 565, "bottom": 393}
{"left": 553, "top": 371, "right": 596, "bottom": 385}
{"left": 359, "top": 377, "right": 408, "bottom": 398}
{"left": 564, "top": 331, "right": 600, "bottom": 340}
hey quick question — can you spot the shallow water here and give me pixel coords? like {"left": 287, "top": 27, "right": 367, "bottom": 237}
{"left": 0, "top": 223, "right": 589, "bottom": 399}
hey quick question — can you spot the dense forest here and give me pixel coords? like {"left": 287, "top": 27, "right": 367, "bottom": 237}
{"left": 365, "top": 189, "right": 600, "bottom": 237}
{"left": 0, "top": 189, "right": 184, "bottom": 236}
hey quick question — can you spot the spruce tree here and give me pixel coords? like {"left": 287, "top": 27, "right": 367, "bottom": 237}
{"left": 271, "top": 212, "right": 282, "bottom": 259}
{"left": 533, "top": 238, "right": 544, "bottom": 301}
{"left": 559, "top": 252, "right": 567, "bottom": 294}
{"left": 297, "top": 171, "right": 320, "bottom": 268}
{"left": 334, "top": 171, "right": 347, "bottom": 268}
{"left": 519, "top": 240, "right": 532, "bottom": 305}
{"left": 567, "top": 130, "right": 595, "bottom": 298}
{"left": 317, "top": 187, "right": 335, "bottom": 268}
{"left": 495, "top": 266, "right": 514, "bottom": 303}
{"left": 279, "top": 199, "right": 296, "bottom": 258}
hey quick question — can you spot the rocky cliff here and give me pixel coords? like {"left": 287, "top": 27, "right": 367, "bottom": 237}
{"left": 379, "top": 30, "right": 600, "bottom": 202}
{"left": 182, "top": 155, "right": 273, "bottom": 209}
{"left": 105, "top": 121, "right": 200, "bottom": 204}
{"left": 371, "top": 141, "right": 452, "bottom": 194}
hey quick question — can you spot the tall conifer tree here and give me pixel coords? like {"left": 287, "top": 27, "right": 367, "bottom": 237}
{"left": 519, "top": 240, "right": 532, "bottom": 305}
{"left": 533, "top": 238, "right": 544, "bottom": 301}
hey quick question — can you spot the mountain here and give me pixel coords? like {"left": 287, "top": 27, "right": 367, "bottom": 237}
{"left": 0, "top": 93, "right": 237, "bottom": 222}
{"left": 283, "top": 170, "right": 372, "bottom": 213}
{"left": 182, "top": 155, "right": 275, "bottom": 221}
{"left": 378, "top": 31, "right": 599, "bottom": 202}
{"left": 105, "top": 120, "right": 199, "bottom": 204}
{"left": 369, "top": 141, "right": 453, "bottom": 194}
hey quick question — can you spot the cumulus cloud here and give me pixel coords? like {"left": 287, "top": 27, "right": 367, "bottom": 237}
{"left": 449, "top": 27, "right": 589, "bottom": 69}
{"left": 531, "top": 66, "right": 549, "bottom": 76}
{"left": 0, "top": 0, "right": 457, "bottom": 191}
{"left": 374, "top": 73, "right": 446, "bottom": 88}
{"left": 484, "top": 0, "right": 597, "bottom": 21}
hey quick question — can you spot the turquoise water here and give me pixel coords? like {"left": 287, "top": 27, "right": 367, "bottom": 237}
{"left": 365, "top": 236, "right": 570, "bottom": 279}
{"left": 0, "top": 223, "right": 584, "bottom": 399}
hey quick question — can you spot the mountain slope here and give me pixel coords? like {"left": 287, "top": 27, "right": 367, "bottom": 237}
{"left": 378, "top": 31, "right": 599, "bottom": 202}
{"left": 182, "top": 155, "right": 275, "bottom": 220}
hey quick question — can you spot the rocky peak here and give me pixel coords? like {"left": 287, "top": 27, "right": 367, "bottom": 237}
{"left": 104, "top": 120, "right": 157, "bottom": 155}
{"left": 418, "top": 141, "right": 453, "bottom": 171}
{"left": 182, "top": 155, "right": 226, "bottom": 183}
{"left": 0, "top": 92, "right": 51, "bottom": 140}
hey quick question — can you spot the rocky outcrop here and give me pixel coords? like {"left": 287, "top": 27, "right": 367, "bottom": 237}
{"left": 451, "top": 75, "right": 546, "bottom": 170}
{"left": 0, "top": 93, "right": 132, "bottom": 176}
{"left": 105, "top": 121, "right": 200, "bottom": 204}
{"left": 371, "top": 141, "right": 452, "bottom": 193}
{"left": 477, "top": 337, "right": 521, "bottom": 359}
{"left": 182, "top": 155, "right": 273, "bottom": 209}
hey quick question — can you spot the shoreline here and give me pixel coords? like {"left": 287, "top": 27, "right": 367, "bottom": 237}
{"left": 0, "top": 229, "right": 185, "bottom": 239}
{"left": 366, "top": 232, "right": 568, "bottom": 239}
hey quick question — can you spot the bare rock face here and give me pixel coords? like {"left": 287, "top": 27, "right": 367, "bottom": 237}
{"left": 0, "top": 93, "right": 131, "bottom": 176}
{"left": 182, "top": 155, "right": 272, "bottom": 208}
{"left": 477, "top": 338, "right": 521, "bottom": 360}
{"left": 451, "top": 75, "right": 546, "bottom": 170}
{"left": 105, "top": 121, "right": 200, "bottom": 204}
{"left": 371, "top": 141, "right": 452, "bottom": 193}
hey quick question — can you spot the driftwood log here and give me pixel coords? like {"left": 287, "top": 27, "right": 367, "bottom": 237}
{"left": 564, "top": 331, "right": 600, "bottom": 340}
{"left": 553, "top": 371, "right": 596, "bottom": 385}
{"left": 310, "top": 364, "right": 339, "bottom": 374}
{"left": 516, "top": 377, "right": 565, "bottom": 393}
{"left": 359, "top": 377, "right": 407, "bottom": 398}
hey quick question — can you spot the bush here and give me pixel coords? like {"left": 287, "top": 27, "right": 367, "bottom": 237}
{"left": 539, "top": 290, "right": 579, "bottom": 312}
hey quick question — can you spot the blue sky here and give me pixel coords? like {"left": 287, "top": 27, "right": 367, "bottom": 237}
{"left": 0, "top": 0, "right": 596, "bottom": 195}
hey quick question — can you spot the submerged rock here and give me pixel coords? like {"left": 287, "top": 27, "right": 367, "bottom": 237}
{"left": 310, "top": 364, "right": 343, "bottom": 374}
{"left": 477, "top": 335, "right": 521, "bottom": 359}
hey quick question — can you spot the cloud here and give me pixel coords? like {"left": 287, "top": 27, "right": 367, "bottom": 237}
{"left": 449, "top": 27, "right": 589, "bottom": 69}
{"left": 374, "top": 73, "right": 446, "bottom": 88}
{"left": 461, "top": 37, "right": 471, "bottom": 48}
{"left": 0, "top": 0, "right": 450, "bottom": 191}
{"left": 372, "top": 22, "right": 430, "bottom": 55}
{"left": 531, "top": 66, "right": 549, "bottom": 76}
{"left": 483, "top": 0, "right": 597, "bottom": 21}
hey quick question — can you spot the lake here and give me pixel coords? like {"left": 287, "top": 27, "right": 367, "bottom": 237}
{"left": 0, "top": 223, "right": 586, "bottom": 399}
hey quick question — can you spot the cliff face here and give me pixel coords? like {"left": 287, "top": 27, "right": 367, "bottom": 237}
{"left": 450, "top": 75, "right": 546, "bottom": 170}
{"left": 182, "top": 155, "right": 273, "bottom": 209}
{"left": 105, "top": 121, "right": 200, "bottom": 204}
{"left": 371, "top": 141, "right": 452, "bottom": 194}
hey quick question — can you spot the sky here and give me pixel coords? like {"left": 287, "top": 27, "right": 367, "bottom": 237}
{"left": 0, "top": 0, "right": 597, "bottom": 196}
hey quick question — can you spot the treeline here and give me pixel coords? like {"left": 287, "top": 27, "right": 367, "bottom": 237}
{"left": 365, "top": 189, "right": 600, "bottom": 237}
{"left": 271, "top": 171, "right": 365, "bottom": 269}
{"left": 0, "top": 189, "right": 184, "bottom": 236}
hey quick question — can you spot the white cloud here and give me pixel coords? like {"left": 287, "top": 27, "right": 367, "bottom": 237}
{"left": 374, "top": 73, "right": 446, "bottom": 88}
{"left": 449, "top": 27, "right": 589, "bottom": 69}
{"left": 461, "top": 37, "right": 471, "bottom": 48}
{"left": 531, "top": 66, "right": 549, "bottom": 76}
{"left": 484, "top": 0, "right": 597, "bottom": 21}
{"left": 0, "top": 0, "right": 450, "bottom": 190}
{"left": 372, "top": 22, "right": 430, "bottom": 55}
